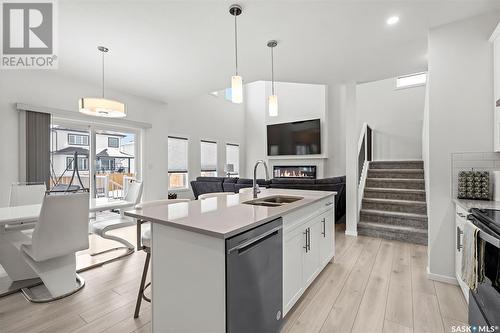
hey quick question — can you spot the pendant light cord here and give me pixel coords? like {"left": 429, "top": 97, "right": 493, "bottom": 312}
{"left": 102, "top": 50, "right": 105, "bottom": 98}
{"left": 271, "top": 46, "right": 275, "bottom": 95}
{"left": 234, "top": 14, "right": 238, "bottom": 76}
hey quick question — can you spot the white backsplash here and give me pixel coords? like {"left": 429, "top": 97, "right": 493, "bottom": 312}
{"left": 451, "top": 152, "right": 500, "bottom": 200}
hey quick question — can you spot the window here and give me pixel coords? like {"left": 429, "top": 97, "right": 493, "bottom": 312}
{"left": 68, "top": 133, "right": 89, "bottom": 146}
{"left": 225, "top": 143, "right": 239, "bottom": 177}
{"left": 66, "top": 156, "right": 89, "bottom": 171}
{"left": 200, "top": 140, "right": 217, "bottom": 177}
{"left": 168, "top": 136, "right": 189, "bottom": 189}
{"left": 396, "top": 72, "right": 427, "bottom": 89}
{"left": 108, "top": 137, "right": 119, "bottom": 148}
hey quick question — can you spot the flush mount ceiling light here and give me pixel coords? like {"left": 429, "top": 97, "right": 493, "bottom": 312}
{"left": 386, "top": 16, "right": 400, "bottom": 26}
{"left": 267, "top": 40, "right": 278, "bottom": 117}
{"left": 79, "top": 46, "right": 126, "bottom": 118}
{"left": 229, "top": 4, "right": 243, "bottom": 104}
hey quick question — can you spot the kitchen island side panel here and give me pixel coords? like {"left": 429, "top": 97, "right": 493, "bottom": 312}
{"left": 152, "top": 222, "right": 226, "bottom": 333}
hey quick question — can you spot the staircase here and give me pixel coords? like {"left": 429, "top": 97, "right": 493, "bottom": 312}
{"left": 358, "top": 160, "right": 428, "bottom": 245}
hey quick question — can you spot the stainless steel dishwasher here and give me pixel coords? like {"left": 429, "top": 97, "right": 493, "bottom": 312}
{"left": 226, "top": 217, "right": 283, "bottom": 333}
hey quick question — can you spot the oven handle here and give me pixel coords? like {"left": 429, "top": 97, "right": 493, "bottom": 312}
{"left": 467, "top": 216, "right": 500, "bottom": 249}
{"left": 478, "top": 230, "right": 500, "bottom": 248}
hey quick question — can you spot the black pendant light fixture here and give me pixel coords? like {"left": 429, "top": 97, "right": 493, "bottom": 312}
{"left": 229, "top": 4, "right": 243, "bottom": 104}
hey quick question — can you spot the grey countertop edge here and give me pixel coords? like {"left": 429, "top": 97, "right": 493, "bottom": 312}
{"left": 453, "top": 198, "right": 500, "bottom": 212}
{"left": 125, "top": 191, "right": 336, "bottom": 239}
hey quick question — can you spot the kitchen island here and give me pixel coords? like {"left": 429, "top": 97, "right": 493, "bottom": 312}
{"left": 125, "top": 188, "right": 336, "bottom": 333}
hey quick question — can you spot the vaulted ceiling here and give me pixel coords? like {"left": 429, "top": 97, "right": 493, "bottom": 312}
{"left": 56, "top": 0, "right": 500, "bottom": 102}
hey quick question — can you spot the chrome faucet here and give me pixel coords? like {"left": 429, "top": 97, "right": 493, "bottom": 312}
{"left": 253, "top": 160, "right": 269, "bottom": 199}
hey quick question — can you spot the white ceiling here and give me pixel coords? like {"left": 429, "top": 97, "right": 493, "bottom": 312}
{"left": 57, "top": 0, "right": 500, "bottom": 102}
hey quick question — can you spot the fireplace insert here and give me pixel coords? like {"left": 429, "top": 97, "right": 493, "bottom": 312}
{"left": 273, "top": 166, "right": 317, "bottom": 179}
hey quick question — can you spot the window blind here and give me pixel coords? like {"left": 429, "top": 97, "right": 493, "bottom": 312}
{"left": 168, "top": 137, "right": 188, "bottom": 172}
{"left": 226, "top": 144, "right": 239, "bottom": 173}
{"left": 201, "top": 140, "right": 217, "bottom": 172}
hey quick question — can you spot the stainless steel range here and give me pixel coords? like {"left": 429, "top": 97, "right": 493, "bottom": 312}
{"left": 467, "top": 208, "right": 500, "bottom": 328}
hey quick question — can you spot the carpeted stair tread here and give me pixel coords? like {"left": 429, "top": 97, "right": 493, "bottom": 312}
{"left": 362, "top": 197, "right": 427, "bottom": 206}
{"left": 364, "top": 187, "right": 426, "bottom": 194}
{"left": 358, "top": 222, "right": 428, "bottom": 245}
{"left": 369, "top": 160, "right": 424, "bottom": 170}
{"left": 360, "top": 209, "right": 428, "bottom": 220}
{"left": 358, "top": 221, "right": 428, "bottom": 234}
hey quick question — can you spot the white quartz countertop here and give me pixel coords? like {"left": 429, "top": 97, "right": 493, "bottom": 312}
{"left": 454, "top": 198, "right": 500, "bottom": 211}
{"left": 125, "top": 189, "right": 336, "bottom": 239}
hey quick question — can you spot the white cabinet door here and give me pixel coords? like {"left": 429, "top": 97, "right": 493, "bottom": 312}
{"left": 302, "top": 219, "right": 321, "bottom": 287}
{"left": 283, "top": 230, "right": 305, "bottom": 313}
{"left": 455, "top": 206, "right": 469, "bottom": 303}
{"left": 319, "top": 210, "right": 334, "bottom": 266}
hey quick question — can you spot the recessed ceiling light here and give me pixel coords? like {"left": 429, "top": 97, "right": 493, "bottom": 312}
{"left": 386, "top": 16, "right": 400, "bottom": 26}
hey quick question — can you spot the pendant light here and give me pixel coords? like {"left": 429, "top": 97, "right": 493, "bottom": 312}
{"left": 79, "top": 46, "right": 126, "bottom": 118}
{"left": 268, "top": 40, "right": 278, "bottom": 117}
{"left": 229, "top": 4, "right": 243, "bottom": 104}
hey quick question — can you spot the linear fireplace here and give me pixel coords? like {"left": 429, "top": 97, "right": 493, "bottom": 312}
{"left": 273, "top": 166, "right": 317, "bottom": 179}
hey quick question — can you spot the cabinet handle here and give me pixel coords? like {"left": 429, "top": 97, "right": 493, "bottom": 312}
{"left": 325, "top": 202, "right": 333, "bottom": 206}
{"left": 456, "top": 226, "right": 463, "bottom": 251}
{"left": 303, "top": 229, "right": 308, "bottom": 253}
{"left": 321, "top": 218, "right": 326, "bottom": 237}
{"left": 307, "top": 227, "right": 311, "bottom": 251}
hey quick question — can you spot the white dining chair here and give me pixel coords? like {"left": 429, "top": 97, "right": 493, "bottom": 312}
{"left": 90, "top": 181, "right": 143, "bottom": 266}
{"left": 20, "top": 191, "right": 90, "bottom": 302}
{"left": 4, "top": 182, "right": 46, "bottom": 232}
{"left": 198, "top": 192, "right": 231, "bottom": 199}
{"left": 133, "top": 198, "right": 190, "bottom": 318}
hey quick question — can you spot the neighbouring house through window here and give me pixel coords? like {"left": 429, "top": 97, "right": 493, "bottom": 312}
{"left": 201, "top": 140, "right": 217, "bottom": 177}
{"left": 66, "top": 156, "right": 89, "bottom": 171}
{"left": 168, "top": 136, "right": 189, "bottom": 189}
{"left": 108, "top": 136, "right": 119, "bottom": 148}
{"left": 68, "top": 133, "right": 89, "bottom": 146}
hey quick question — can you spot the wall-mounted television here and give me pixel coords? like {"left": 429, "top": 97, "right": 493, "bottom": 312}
{"left": 267, "top": 119, "right": 321, "bottom": 156}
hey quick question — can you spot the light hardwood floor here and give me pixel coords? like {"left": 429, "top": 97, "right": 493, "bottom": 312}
{"left": 0, "top": 225, "right": 467, "bottom": 333}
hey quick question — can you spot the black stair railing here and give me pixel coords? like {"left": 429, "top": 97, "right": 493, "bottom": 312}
{"left": 357, "top": 124, "right": 373, "bottom": 184}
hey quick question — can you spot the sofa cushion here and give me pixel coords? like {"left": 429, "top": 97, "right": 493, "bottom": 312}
{"left": 237, "top": 178, "right": 270, "bottom": 186}
{"left": 271, "top": 178, "right": 315, "bottom": 185}
{"left": 196, "top": 177, "right": 226, "bottom": 182}
{"left": 223, "top": 177, "right": 238, "bottom": 184}
{"left": 315, "top": 176, "right": 345, "bottom": 185}
{"left": 222, "top": 182, "right": 237, "bottom": 193}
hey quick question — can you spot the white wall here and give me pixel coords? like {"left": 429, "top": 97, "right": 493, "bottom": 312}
{"left": 0, "top": 71, "right": 244, "bottom": 204}
{"left": 426, "top": 11, "right": 500, "bottom": 279}
{"left": 356, "top": 77, "right": 425, "bottom": 161}
{"left": 244, "top": 81, "right": 328, "bottom": 179}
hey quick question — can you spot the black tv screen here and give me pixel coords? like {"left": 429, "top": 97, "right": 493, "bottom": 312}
{"left": 267, "top": 119, "right": 321, "bottom": 156}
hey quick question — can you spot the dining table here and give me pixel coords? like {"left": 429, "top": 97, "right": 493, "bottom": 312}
{"left": 0, "top": 197, "right": 137, "bottom": 298}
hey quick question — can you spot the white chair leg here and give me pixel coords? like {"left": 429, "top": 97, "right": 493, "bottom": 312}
{"left": 21, "top": 252, "right": 84, "bottom": 301}
{"left": 0, "top": 231, "right": 37, "bottom": 281}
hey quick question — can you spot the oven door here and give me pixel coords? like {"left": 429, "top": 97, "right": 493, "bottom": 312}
{"left": 469, "top": 217, "right": 500, "bottom": 326}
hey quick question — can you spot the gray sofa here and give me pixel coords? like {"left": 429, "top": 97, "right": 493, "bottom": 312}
{"left": 190, "top": 176, "right": 346, "bottom": 224}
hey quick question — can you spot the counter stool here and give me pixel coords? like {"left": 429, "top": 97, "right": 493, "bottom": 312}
{"left": 134, "top": 198, "right": 190, "bottom": 318}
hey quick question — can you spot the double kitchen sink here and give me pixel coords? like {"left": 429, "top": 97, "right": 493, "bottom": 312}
{"left": 243, "top": 195, "right": 303, "bottom": 207}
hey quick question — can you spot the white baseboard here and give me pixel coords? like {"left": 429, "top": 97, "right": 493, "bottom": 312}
{"left": 345, "top": 230, "right": 358, "bottom": 237}
{"left": 426, "top": 267, "right": 458, "bottom": 285}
